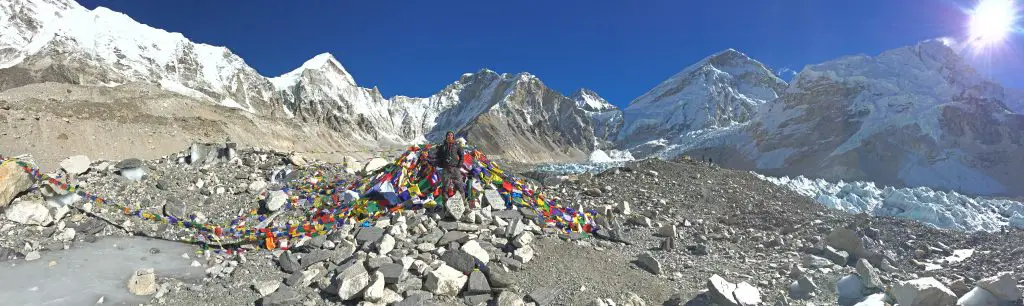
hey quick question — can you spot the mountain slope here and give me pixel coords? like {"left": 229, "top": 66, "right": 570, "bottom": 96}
{"left": 617, "top": 49, "right": 787, "bottom": 150}
{"left": 684, "top": 40, "right": 1024, "bottom": 196}
{"left": 570, "top": 88, "right": 623, "bottom": 145}
{"left": 0, "top": 0, "right": 281, "bottom": 114}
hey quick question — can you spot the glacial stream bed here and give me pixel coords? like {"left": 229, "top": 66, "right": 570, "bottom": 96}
{"left": 0, "top": 237, "right": 204, "bottom": 306}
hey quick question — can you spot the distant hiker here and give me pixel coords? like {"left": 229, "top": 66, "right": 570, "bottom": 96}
{"left": 433, "top": 131, "right": 467, "bottom": 200}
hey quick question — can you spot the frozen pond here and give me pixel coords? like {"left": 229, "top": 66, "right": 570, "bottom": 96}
{"left": 0, "top": 237, "right": 204, "bottom": 305}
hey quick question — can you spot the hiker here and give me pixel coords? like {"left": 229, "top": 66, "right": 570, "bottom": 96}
{"left": 433, "top": 131, "right": 467, "bottom": 200}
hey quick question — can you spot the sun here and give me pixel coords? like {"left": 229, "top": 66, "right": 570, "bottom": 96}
{"left": 967, "top": 0, "right": 1020, "bottom": 49}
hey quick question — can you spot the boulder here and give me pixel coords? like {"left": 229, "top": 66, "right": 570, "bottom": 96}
{"left": 264, "top": 190, "right": 288, "bottom": 212}
{"left": 289, "top": 153, "right": 307, "bottom": 167}
{"left": 376, "top": 234, "right": 396, "bottom": 255}
{"left": 707, "top": 274, "right": 739, "bottom": 305}
{"left": 362, "top": 158, "right": 389, "bottom": 174}
{"left": 620, "top": 292, "right": 647, "bottom": 306}
{"left": 975, "top": 272, "right": 1020, "bottom": 302}
{"left": 733, "top": 282, "right": 762, "bottom": 306}
{"left": 460, "top": 240, "right": 490, "bottom": 264}
{"left": 855, "top": 259, "right": 884, "bottom": 289}
{"left": 331, "top": 261, "right": 371, "bottom": 300}
{"left": 4, "top": 200, "right": 53, "bottom": 226}
{"left": 636, "top": 252, "right": 662, "bottom": 275}
{"left": 127, "top": 268, "right": 157, "bottom": 296}
{"left": 657, "top": 224, "right": 677, "bottom": 237}
{"left": 836, "top": 274, "right": 867, "bottom": 304}
{"left": 424, "top": 264, "right": 468, "bottom": 297}
{"left": 60, "top": 155, "right": 90, "bottom": 175}
{"left": 252, "top": 280, "right": 280, "bottom": 297}
{"left": 466, "top": 270, "right": 491, "bottom": 294}
{"left": 892, "top": 277, "right": 957, "bottom": 306}
{"left": 824, "top": 246, "right": 850, "bottom": 266}
{"left": 789, "top": 275, "right": 818, "bottom": 299}
{"left": 363, "top": 271, "right": 385, "bottom": 302}
{"left": 512, "top": 232, "right": 534, "bottom": 248}
{"left": 496, "top": 291, "right": 526, "bottom": 306}
{"left": 513, "top": 245, "right": 535, "bottom": 264}
{"left": 483, "top": 189, "right": 505, "bottom": 208}
{"left": 957, "top": 287, "right": 1000, "bottom": 306}
{"left": 445, "top": 192, "right": 467, "bottom": 220}
{"left": 0, "top": 160, "right": 32, "bottom": 209}
{"left": 854, "top": 293, "right": 888, "bottom": 306}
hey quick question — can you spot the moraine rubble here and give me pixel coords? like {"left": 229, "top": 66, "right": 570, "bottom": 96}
{"left": 0, "top": 144, "right": 1021, "bottom": 306}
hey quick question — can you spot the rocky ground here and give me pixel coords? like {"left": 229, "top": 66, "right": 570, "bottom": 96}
{"left": 1, "top": 144, "right": 1022, "bottom": 306}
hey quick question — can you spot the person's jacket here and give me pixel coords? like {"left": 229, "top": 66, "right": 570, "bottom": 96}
{"left": 433, "top": 141, "right": 463, "bottom": 169}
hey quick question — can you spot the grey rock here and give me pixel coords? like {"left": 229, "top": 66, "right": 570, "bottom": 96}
{"left": 788, "top": 275, "right": 818, "bottom": 299}
{"left": 484, "top": 189, "right": 505, "bottom": 208}
{"left": 258, "top": 286, "right": 301, "bottom": 306}
{"left": 636, "top": 252, "right": 662, "bottom": 275}
{"left": 733, "top": 282, "right": 762, "bottom": 306}
{"left": 278, "top": 252, "right": 300, "bottom": 274}
{"left": 687, "top": 244, "right": 709, "bottom": 256}
{"left": 300, "top": 250, "right": 330, "bottom": 269}
{"left": 661, "top": 238, "right": 676, "bottom": 251}
{"left": 395, "top": 290, "right": 433, "bottom": 306}
{"left": 855, "top": 259, "right": 883, "bottom": 289}
{"left": 439, "top": 249, "right": 477, "bottom": 274}
{"left": 252, "top": 280, "right": 281, "bottom": 297}
{"left": 436, "top": 231, "right": 469, "bottom": 246}
{"left": 481, "top": 264, "right": 513, "bottom": 288}
{"left": 424, "top": 264, "right": 468, "bottom": 297}
{"left": 824, "top": 246, "right": 850, "bottom": 266}
{"left": 466, "top": 270, "right": 490, "bottom": 294}
{"left": 464, "top": 293, "right": 492, "bottom": 306}
{"left": 379, "top": 263, "right": 404, "bottom": 284}
{"left": 527, "top": 286, "right": 561, "bottom": 306}
{"left": 356, "top": 227, "right": 386, "bottom": 246}
{"left": 802, "top": 254, "right": 833, "bottom": 268}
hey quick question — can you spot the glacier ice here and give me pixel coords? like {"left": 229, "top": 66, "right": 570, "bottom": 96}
{"left": 755, "top": 173, "right": 1024, "bottom": 232}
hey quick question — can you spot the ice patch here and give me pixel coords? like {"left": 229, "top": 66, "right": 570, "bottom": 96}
{"left": 0, "top": 237, "right": 203, "bottom": 305}
{"left": 589, "top": 150, "right": 634, "bottom": 163}
{"left": 755, "top": 173, "right": 1024, "bottom": 232}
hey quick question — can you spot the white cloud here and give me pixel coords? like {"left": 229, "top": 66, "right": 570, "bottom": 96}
{"left": 776, "top": 67, "right": 798, "bottom": 80}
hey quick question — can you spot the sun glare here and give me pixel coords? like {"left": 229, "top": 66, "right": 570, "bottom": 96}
{"left": 967, "top": 0, "right": 1020, "bottom": 49}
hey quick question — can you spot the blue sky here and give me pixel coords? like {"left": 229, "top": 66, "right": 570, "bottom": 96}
{"left": 76, "top": 0, "right": 1023, "bottom": 107}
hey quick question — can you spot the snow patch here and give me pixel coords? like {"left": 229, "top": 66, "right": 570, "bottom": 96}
{"left": 589, "top": 150, "right": 634, "bottom": 163}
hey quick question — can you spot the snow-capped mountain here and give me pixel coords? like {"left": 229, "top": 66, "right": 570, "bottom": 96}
{"left": 683, "top": 40, "right": 1024, "bottom": 196}
{"left": 1006, "top": 88, "right": 1024, "bottom": 113}
{"left": 0, "top": 0, "right": 280, "bottom": 114}
{"left": 270, "top": 53, "right": 403, "bottom": 143}
{"left": 415, "top": 70, "right": 596, "bottom": 161}
{"left": 617, "top": 49, "right": 788, "bottom": 150}
{"left": 570, "top": 88, "right": 622, "bottom": 144}
{"left": 0, "top": 0, "right": 601, "bottom": 162}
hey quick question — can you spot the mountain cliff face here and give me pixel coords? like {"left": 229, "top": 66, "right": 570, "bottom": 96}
{"left": 617, "top": 49, "right": 788, "bottom": 150}
{"left": 682, "top": 40, "right": 1024, "bottom": 196}
{"left": 570, "top": 88, "right": 622, "bottom": 146}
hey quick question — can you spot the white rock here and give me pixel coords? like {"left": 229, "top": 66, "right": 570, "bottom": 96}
{"left": 377, "top": 234, "right": 396, "bottom": 255}
{"left": 892, "top": 277, "right": 957, "bottom": 306}
{"left": 252, "top": 280, "right": 280, "bottom": 297}
{"left": 362, "top": 158, "right": 389, "bottom": 174}
{"left": 127, "top": 268, "right": 157, "bottom": 296}
{"left": 424, "top": 264, "right": 468, "bottom": 297}
{"left": 854, "top": 293, "right": 888, "bottom": 306}
{"left": 5, "top": 200, "right": 54, "bottom": 226}
{"left": 957, "top": 287, "right": 1000, "bottom": 306}
{"left": 363, "top": 271, "right": 385, "bottom": 302}
{"left": 381, "top": 288, "right": 403, "bottom": 305}
{"left": 620, "top": 292, "right": 646, "bottom": 306}
{"left": 461, "top": 240, "right": 490, "bottom": 264}
{"left": 55, "top": 228, "right": 76, "bottom": 241}
{"left": 25, "top": 250, "right": 41, "bottom": 261}
{"left": 60, "top": 155, "right": 90, "bottom": 175}
{"left": 496, "top": 291, "right": 526, "bottom": 306}
{"left": 513, "top": 245, "right": 535, "bottom": 263}
{"left": 248, "top": 180, "right": 268, "bottom": 193}
{"left": 512, "top": 232, "right": 534, "bottom": 248}
{"left": 733, "top": 282, "right": 762, "bottom": 306}
{"left": 265, "top": 190, "right": 288, "bottom": 212}
{"left": 333, "top": 261, "right": 371, "bottom": 300}
{"left": 707, "top": 274, "right": 739, "bottom": 305}
{"left": 975, "top": 272, "right": 1020, "bottom": 302}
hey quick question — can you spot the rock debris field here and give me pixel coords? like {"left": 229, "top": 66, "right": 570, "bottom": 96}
{"left": 1, "top": 143, "right": 1022, "bottom": 306}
